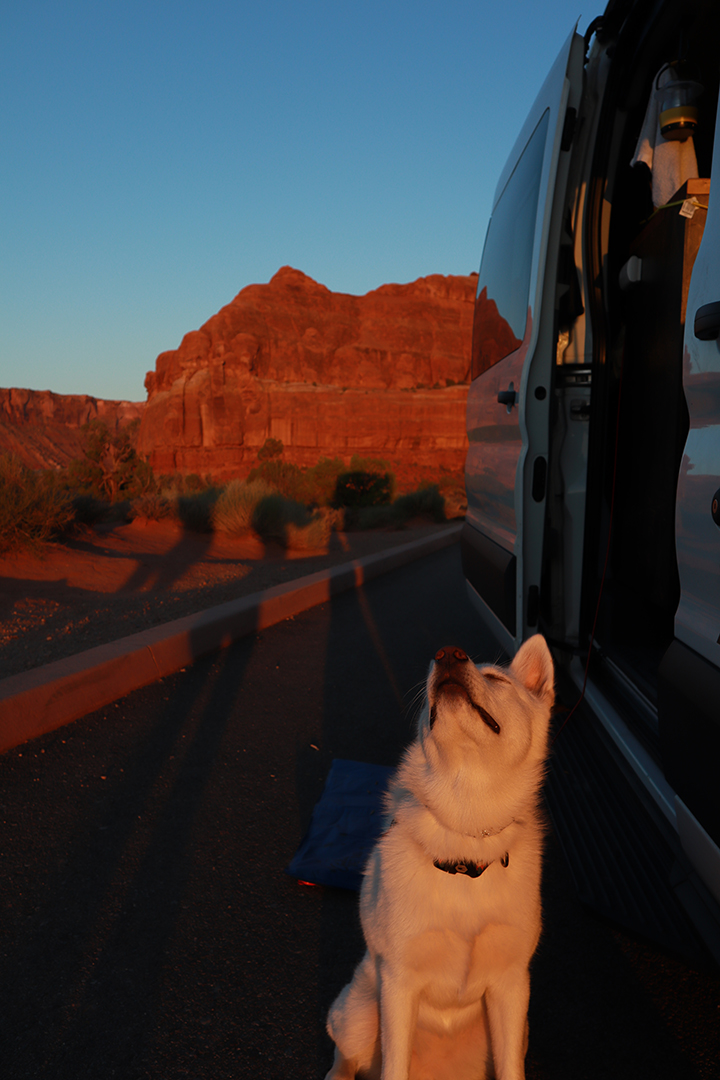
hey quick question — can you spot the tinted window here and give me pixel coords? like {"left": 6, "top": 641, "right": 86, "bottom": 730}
{"left": 471, "top": 109, "right": 550, "bottom": 379}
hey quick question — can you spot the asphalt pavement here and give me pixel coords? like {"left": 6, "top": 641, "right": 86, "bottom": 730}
{"left": 1, "top": 543, "right": 718, "bottom": 1079}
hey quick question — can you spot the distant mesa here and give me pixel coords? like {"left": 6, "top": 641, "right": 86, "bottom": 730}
{"left": 0, "top": 388, "right": 144, "bottom": 471}
{"left": 138, "top": 267, "right": 477, "bottom": 477}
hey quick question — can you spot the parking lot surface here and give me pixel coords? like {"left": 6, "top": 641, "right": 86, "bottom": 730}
{"left": 1, "top": 545, "right": 718, "bottom": 1079}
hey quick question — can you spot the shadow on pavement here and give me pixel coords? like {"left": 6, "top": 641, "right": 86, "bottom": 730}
{"left": 1, "top": 544, "right": 717, "bottom": 1079}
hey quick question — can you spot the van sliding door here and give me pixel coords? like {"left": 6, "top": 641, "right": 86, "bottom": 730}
{"left": 659, "top": 98, "right": 720, "bottom": 864}
{"left": 463, "top": 28, "right": 584, "bottom": 652}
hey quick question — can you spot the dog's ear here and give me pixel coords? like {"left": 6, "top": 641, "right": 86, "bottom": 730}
{"left": 510, "top": 635, "right": 554, "bottom": 709}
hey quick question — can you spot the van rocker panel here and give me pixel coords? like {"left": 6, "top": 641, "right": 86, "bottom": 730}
{"left": 460, "top": 521, "right": 517, "bottom": 635}
{"left": 659, "top": 639, "right": 720, "bottom": 847}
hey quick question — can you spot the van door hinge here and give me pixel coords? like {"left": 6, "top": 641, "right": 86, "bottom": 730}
{"left": 561, "top": 107, "right": 577, "bottom": 152}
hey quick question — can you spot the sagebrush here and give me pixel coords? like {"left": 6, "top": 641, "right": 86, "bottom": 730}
{"left": 0, "top": 454, "right": 74, "bottom": 552}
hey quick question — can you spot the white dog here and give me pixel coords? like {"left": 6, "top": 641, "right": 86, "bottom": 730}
{"left": 324, "top": 635, "right": 554, "bottom": 1080}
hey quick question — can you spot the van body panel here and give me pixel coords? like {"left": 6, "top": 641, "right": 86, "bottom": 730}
{"left": 465, "top": 343, "right": 526, "bottom": 553}
{"left": 463, "top": 0, "right": 720, "bottom": 955}
{"left": 460, "top": 521, "right": 517, "bottom": 633}
{"left": 464, "top": 28, "right": 585, "bottom": 646}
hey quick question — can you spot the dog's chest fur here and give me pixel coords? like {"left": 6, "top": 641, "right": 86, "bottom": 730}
{"left": 361, "top": 809, "right": 543, "bottom": 1016}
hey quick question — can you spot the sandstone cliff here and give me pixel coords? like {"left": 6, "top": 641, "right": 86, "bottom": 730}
{"left": 0, "top": 388, "right": 145, "bottom": 470}
{"left": 138, "top": 267, "right": 476, "bottom": 477}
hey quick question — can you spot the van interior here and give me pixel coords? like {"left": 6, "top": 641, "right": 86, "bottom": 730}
{"left": 561, "top": 1, "right": 720, "bottom": 751}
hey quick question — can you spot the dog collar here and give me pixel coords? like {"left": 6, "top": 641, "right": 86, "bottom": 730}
{"left": 433, "top": 852, "right": 509, "bottom": 878}
{"left": 417, "top": 802, "right": 517, "bottom": 840}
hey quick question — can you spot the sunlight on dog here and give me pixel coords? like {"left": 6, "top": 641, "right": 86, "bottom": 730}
{"left": 325, "top": 635, "right": 554, "bottom": 1080}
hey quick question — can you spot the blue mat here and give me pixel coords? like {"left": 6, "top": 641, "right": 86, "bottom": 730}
{"left": 288, "top": 759, "right": 395, "bottom": 890}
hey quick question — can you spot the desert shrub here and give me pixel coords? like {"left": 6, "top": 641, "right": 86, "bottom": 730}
{"left": 71, "top": 493, "right": 109, "bottom": 525}
{"left": 246, "top": 459, "right": 305, "bottom": 501}
{"left": 0, "top": 453, "right": 75, "bottom": 552}
{"left": 392, "top": 484, "right": 446, "bottom": 523}
{"left": 153, "top": 472, "right": 216, "bottom": 496}
{"left": 334, "top": 470, "right": 393, "bottom": 508}
{"left": 435, "top": 474, "right": 466, "bottom": 519}
{"left": 250, "top": 493, "right": 310, "bottom": 545}
{"left": 349, "top": 455, "right": 396, "bottom": 497}
{"left": 103, "top": 499, "right": 133, "bottom": 524}
{"left": 65, "top": 419, "right": 153, "bottom": 501}
{"left": 184, "top": 473, "right": 206, "bottom": 492}
{"left": 176, "top": 487, "right": 222, "bottom": 532}
{"left": 130, "top": 491, "right": 177, "bottom": 522}
{"left": 257, "top": 437, "right": 284, "bottom": 462}
{"left": 64, "top": 454, "right": 104, "bottom": 498}
{"left": 343, "top": 484, "right": 446, "bottom": 531}
{"left": 301, "top": 457, "right": 346, "bottom": 506}
{"left": 212, "top": 479, "right": 275, "bottom": 534}
{"left": 154, "top": 473, "right": 185, "bottom": 494}
{"left": 287, "top": 508, "right": 334, "bottom": 551}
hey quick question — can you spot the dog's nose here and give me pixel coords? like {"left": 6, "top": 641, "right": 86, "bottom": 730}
{"left": 434, "top": 646, "right": 469, "bottom": 667}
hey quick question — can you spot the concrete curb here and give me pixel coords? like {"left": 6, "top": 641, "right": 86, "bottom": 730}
{"left": 0, "top": 523, "right": 462, "bottom": 753}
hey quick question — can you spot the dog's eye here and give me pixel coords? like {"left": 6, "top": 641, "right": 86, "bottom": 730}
{"left": 429, "top": 704, "right": 437, "bottom": 728}
{"left": 482, "top": 671, "right": 509, "bottom": 683}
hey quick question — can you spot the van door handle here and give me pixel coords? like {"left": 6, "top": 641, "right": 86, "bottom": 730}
{"left": 694, "top": 301, "right": 720, "bottom": 340}
{"left": 497, "top": 383, "right": 518, "bottom": 410}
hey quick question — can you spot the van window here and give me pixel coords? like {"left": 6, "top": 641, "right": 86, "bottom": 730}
{"left": 471, "top": 109, "right": 550, "bottom": 379}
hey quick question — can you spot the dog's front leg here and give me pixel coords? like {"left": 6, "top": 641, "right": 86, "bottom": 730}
{"left": 378, "top": 961, "right": 418, "bottom": 1080}
{"left": 485, "top": 968, "right": 530, "bottom": 1080}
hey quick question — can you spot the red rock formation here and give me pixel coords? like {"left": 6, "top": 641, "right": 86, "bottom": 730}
{"left": 139, "top": 267, "right": 476, "bottom": 476}
{"left": 0, "top": 388, "right": 144, "bottom": 470}
{"left": 471, "top": 287, "right": 523, "bottom": 378}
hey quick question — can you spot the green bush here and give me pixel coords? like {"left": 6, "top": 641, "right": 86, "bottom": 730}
{"left": 393, "top": 484, "right": 446, "bottom": 523}
{"left": 302, "top": 457, "right": 345, "bottom": 506}
{"left": 130, "top": 491, "right": 177, "bottom": 522}
{"left": 184, "top": 473, "right": 206, "bottom": 492}
{"left": 176, "top": 487, "right": 222, "bottom": 532}
{"left": 257, "top": 437, "right": 284, "bottom": 462}
{"left": 334, "top": 470, "right": 393, "bottom": 508}
{"left": 246, "top": 459, "right": 306, "bottom": 501}
{"left": 65, "top": 419, "right": 153, "bottom": 501}
{"left": 247, "top": 455, "right": 395, "bottom": 510}
{"left": 343, "top": 484, "right": 446, "bottom": 531}
{"left": 0, "top": 453, "right": 74, "bottom": 552}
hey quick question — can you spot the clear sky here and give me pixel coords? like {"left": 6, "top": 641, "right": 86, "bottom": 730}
{"left": 1, "top": 1, "right": 591, "bottom": 402}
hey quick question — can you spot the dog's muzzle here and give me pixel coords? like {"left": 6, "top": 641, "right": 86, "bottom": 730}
{"left": 431, "top": 646, "right": 501, "bottom": 734}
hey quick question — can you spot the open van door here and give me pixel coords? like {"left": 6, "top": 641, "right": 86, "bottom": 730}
{"left": 462, "top": 28, "right": 585, "bottom": 654}
{"left": 658, "top": 102, "right": 720, "bottom": 896}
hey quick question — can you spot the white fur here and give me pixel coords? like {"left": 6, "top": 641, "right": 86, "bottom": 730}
{"left": 324, "top": 635, "right": 554, "bottom": 1080}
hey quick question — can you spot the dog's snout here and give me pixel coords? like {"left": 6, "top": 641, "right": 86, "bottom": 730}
{"left": 434, "top": 646, "right": 469, "bottom": 667}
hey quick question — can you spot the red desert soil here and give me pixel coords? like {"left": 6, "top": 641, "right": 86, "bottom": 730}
{"left": 0, "top": 518, "right": 454, "bottom": 680}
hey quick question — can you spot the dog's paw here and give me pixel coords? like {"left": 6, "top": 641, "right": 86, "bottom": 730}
{"left": 323, "top": 1048, "right": 358, "bottom": 1079}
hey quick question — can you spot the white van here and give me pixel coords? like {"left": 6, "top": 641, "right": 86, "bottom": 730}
{"left": 462, "top": 0, "right": 720, "bottom": 962}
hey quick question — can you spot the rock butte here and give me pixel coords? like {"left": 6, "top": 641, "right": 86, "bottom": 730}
{"left": 138, "top": 267, "right": 477, "bottom": 477}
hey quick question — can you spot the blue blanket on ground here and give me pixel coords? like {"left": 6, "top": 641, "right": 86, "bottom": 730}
{"left": 288, "top": 759, "right": 395, "bottom": 891}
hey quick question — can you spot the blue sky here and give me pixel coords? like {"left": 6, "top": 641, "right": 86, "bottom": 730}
{"left": 1, "top": 1, "right": 590, "bottom": 401}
